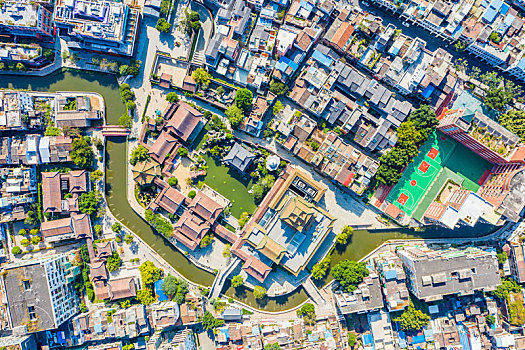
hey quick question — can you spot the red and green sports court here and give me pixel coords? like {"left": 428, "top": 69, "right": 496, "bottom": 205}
{"left": 385, "top": 131, "right": 493, "bottom": 220}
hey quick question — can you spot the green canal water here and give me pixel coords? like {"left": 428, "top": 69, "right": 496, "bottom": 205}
{"left": 0, "top": 68, "right": 498, "bottom": 311}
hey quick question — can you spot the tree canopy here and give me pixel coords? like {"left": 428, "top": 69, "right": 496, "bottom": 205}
{"left": 139, "top": 261, "right": 162, "bottom": 286}
{"left": 225, "top": 105, "right": 245, "bottom": 129}
{"left": 498, "top": 109, "right": 525, "bottom": 141}
{"left": 106, "top": 251, "right": 122, "bottom": 272}
{"left": 192, "top": 68, "right": 211, "bottom": 86}
{"left": 156, "top": 18, "right": 172, "bottom": 33}
{"left": 130, "top": 145, "right": 150, "bottom": 166}
{"left": 297, "top": 303, "right": 316, "bottom": 325}
{"left": 332, "top": 260, "right": 369, "bottom": 292}
{"left": 376, "top": 106, "right": 437, "bottom": 186}
{"left": 231, "top": 275, "right": 244, "bottom": 287}
{"left": 136, "top": 288, "right": 155, "bottom": 305}
{"left": 70, "top": 137, "right": 94, "bottom": 169}
{"left": 79, "top": 191, "right": 101, "bottom": 215}
{"left": 235, "top": 88, "right": 253, "bottom": 113}
{"left": 311, "top": 256, "right": 331, "bottom": 280}
{"left": 253, "top": 286, "right": 267, "bottom": 299}
{"left": 161, "top": 274, "right": 188, "bottom": 304}
{"left": 166, "top": 92, "right": 179, "bottom": 103}
{"left": 393, "top": 302, "right": 431, "bottom": 331}
{"left": 491, "top": 278, "right": 521, "bottom": 299}
{"left": 202, "top": 311, "right": 225, "bottom": 330}
{"left": 336, "top": 225, "right": 353, "bottom": 245}
{"left": 269, "top": 79, "right": 288, "bottom": 96}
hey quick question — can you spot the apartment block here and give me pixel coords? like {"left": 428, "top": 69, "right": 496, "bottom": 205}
{"left": 1, "top": 253, "right": 80, "bottom": 332}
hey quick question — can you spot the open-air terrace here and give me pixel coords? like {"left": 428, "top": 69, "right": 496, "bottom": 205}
{"left": 0, "top": 2, "right": 39, "bottom": 27}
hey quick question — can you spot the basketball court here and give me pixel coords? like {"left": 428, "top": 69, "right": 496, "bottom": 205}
{"left": 385, "top": 132, "right": 456, "bottom": 217}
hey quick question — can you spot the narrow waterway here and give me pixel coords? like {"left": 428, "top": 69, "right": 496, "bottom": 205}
{"left": 0, "top": 68, "right": 498, "bottom": 311}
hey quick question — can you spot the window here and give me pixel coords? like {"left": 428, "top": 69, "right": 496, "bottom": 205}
{"left": 28, "top": 306, "right": 36, "bottom": 320}
{"left": 22, "top": 280, "right": 31, "bottom": 291}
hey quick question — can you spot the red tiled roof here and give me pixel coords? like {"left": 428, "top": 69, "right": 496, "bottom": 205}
{"left": 331, "top": 22, "right": 354, "bottom": 50}
{"left": 71, "top": 213, "right": 93, "bottom": 239}
{"left": 69, "top": 170, "right": 88, "bottom": 192}
{"left": 164, "top": 102, "right": 203, "bottom": 143}
{"left": 150, "top": 183, "right": 186, "bottom": 214}
{"left": 90, "top": 261, "right": 108, "bottom": 282}
{"left": 242, "top": 255, "right": 271, "bottom": 283}
{"left": 42, "top": 172, "right": 62, "bottom": 213}
{"left": 187, "top": 191, "right": 223, "bottom": 224}
{"left": 148, "top": 131, "right": 178, "bottom": 164}
{"left": 41, "top": 217, "right": 73, "bottom": 237}
{"left": 174, "top": 211, "right": 210, "bottom": 250}
{"left": 108, "top": 277, "right": 137, "bottom": 301}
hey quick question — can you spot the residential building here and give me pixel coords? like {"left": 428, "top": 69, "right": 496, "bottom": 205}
{"left": 423, "top": 189, "right": 499, "bottom": 229}
{"left": 0, "top": 166, "right": 37, "bottom": 223}
{"left": 334, "top": 266, "right": 384, "bottom": 314}
{"left": 0, "top": 334, "right": 37, "bottom": 350}
{"left": 54, "top": 0, "right": 140, "bottom": 56}
{"left": 149, "top": 301, "right": 180, "bottom": 329}
{"left": 54, "top": 95, "right": 102, "bottom": 128}
{"left": 507, "top": 240, "right": 525, "bottom": 283}
{"left": 0, "top": 0, "right": 54, "bottom": 39}
{"left": 0, "top": 253, "right": 80, "bottom": 332}
{"left": 374, "top": 251, "right": 410, "bottom": 312}
{"left": 397, "top": 245, "right": 500, "bottom": 302}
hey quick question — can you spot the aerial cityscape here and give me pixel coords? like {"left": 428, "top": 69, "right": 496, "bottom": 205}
{"left": 0, "top": 0, "right": 524, "bottom": 349}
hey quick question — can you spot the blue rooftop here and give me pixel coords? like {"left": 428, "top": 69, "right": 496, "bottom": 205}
{"left": 384, "top": 269, "right": 398, "bottom": 280}
{"left": 154, "top": 279, "right": 168, "bottom": 301}
{"left": 421, "top": 85, "right": 435, "bottom": 99}
{"left": 311, "top": 49, "right": 333, "bottom": 67}
{"left": 410, "top": 335, "right": 426, "bottom": 345}
{"left": 363, "top": 334, "right": 374, "bottom": 346}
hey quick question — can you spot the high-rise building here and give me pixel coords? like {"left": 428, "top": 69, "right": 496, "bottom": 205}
{"left": 0, "top": 253, "right": 80, "bottom": 332}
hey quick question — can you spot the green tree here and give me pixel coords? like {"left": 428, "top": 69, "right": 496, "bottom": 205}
{"left": 188, "top": 190, "right": 196, "bottom": 199}
{"left": 126, "top": 101, "right": 136, "bottom": 112}
{"left": 161, "top": 274, "right": 189, "bottom": 303}
{"left": 238, "top": 212, "right": 250, "bottom": 228}
{"left": 107, "top": 251, "right": 122, "bottom": 272}
{"left": 336, "top": 225, "right": 353, "bottom": 245}
{"left": 91, "top": 170, "right": 104, "bottom": 182}
{"left": 119, "top": 65, "right": 130, "bottom": 76}
{"left": 21, "top": 238, "right": 30, "bottom": 247}
{"left": 273, "top": 100, "right": 284, "bottom": 115}
{"left": 45, "top": 126, "right": 62, "bottom": 136}
{"left": 297, "top": 303, "right": 316, "bottom": 325}
{"left": 168, "top": 177, "right": 178, "bottom": 187}
{"left": 491, "top": 278, "right": 521, "bottom": 299}
{"left": 264, "top": 344, "right": 281, "bottom": 350}
{"left": 454, "top": 41, "right": 466, "bottom": 52}
{"left": 231, "top": 275, "right": 244, "bottom": 288}
{"left": 166, "top": 92, "right": 179, "bottom": 103}
{"left": 497, "top": 249, "right": 508, "bottom": 265}
{"left": 70, "top": 137, "right": 94, "bottom": 169}
{"left": 124, "top": 234, "right": 134, "bottom": 244}
{"left": 12, "top": 246, "right": 21, "bottom": 255}
{"left": 160, "top": 0, "right": 172, "bottom": 15}
{"left": 348, "top": 333, "right": 356, "bottom": 348}
{"left": 311, "top": 256, "right": 331, "bottom": 280}
{"left": 235, "top": 88, "right": 254, "bottom": 113}
{"left": 225, "top": 105, "right": 245, "bottom": 129}
{"left": 136, "top": 288, "right": 155, "bottom": 305}
{"left": 94, "top": 224, "right": 102, "bottom": 235}
{"left": 454, "top": 58, "right": 468, "bottom": 73}
{"left": 112, "top": 222, "right": 122, "bottom": 233}
{"left": 16, "top": 62, "right": 25, "bottom": 71}
{"left": 24, "top": 210, "right": 39, "bottom": 226}
{"left": 19, "top": 228, "right": 27, "bottom": 236}
{"left": 79, "top": 191, "right": 101, "bottom": 215}
{"left": 223, "top": 244, "right": 231, "bottom": 258}
{"left": 489, "top": 32, "right": 501, "bottom": 44}
{"left": 29, "top": 228, "right": 39, "bottom": 236}
{"left": 486, "top": 314, "right": 496, "bottom": 325}
{"left": 192, "top": 68, "right": 211, "bottom": 87}
{"left": 253, "top": 286, "right": 266, "bottom": 299}
{"left": 200, "top": 234, "right": 212, "bottom": 248}
{"left": 393, "top": 302, "right": 431, "bottom": 331}
{"left": 130, "top": 145, "right": 150, "bottom": 166}
{"left": 177, "top": 147, "right": 189, "bottom": 157}
{"left": 139, "top": 261, "right": 162, "bottom": 285}
{"left": 119, "top": 113, "right": 132, "bottom": 128}
{"left": 269, "top": 79, "right": 288, "bottom": 96}
{"left": 499, "top": 109, "right": 525, "bottom": 141}
{"left": 216, "top": 86, "right": 225, "bottom": 96}
{"left": 156, "top": 18, "right": 172, "bottom": 33}
{"left": 332, "top": 260, "right": 369, "bottom": 292}
{"left": 43, "top": 48, "right": 55, "bottom": 61}
{"left": 31, "top": 236, "right": 42, "bottom": 245}
{"left": 201, "top": 311, "right": 225, "bottom": 330}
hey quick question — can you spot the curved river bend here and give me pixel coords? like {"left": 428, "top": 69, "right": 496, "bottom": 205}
{"left": 0, "top": 69, "right": 496, "bottom": 311}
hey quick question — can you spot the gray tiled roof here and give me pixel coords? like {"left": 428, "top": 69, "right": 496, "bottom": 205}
{"left": 223, "top": 143, "right": 256, "bottom": 173}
